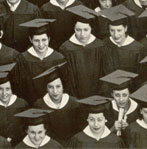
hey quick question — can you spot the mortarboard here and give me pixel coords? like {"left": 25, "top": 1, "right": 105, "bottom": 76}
{"left": 140, "top": 56, "right": 147, "bottom": 63}
{"left": 66, "top": 5, "right": 100, "bottom": 24}
{"left": 99, "top": 69, "right": 138, "bottom": 90}
{"left": 19, "top": 18, "right": 56, "bottom": 36}
{"left": 98, "top": 4, "right": 135, "bottom": 26}
{"left": 78, "top": 95, "right": 111, "bottom": 114}
{"left": 33, "top": 61, "right": 67, "bottom": 84}
{"left": 14, "top": 108, "right": 53, "bottom": 126}
{"left": 130, "top": 84, "right": 147, "bottom": 108}
{"left": 0, "top": 63, "right": 16, "bottom": 85}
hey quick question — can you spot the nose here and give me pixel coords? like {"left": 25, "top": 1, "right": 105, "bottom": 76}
{"left": 2, "top": 89, "right": 7, "bottom": 97}
{"left": 53, "top": 87, "right": 57, "bottom": 94}
{"left": 80, "top": 30, "right": 85, "bottom": 37}
{"left": 38, "top": 41, "right": 43, "bottom": 47}
{"left": 106, "top": 0, "right": 110, "bottom": 6}
{"left": 114, "top": 31, "right": 119, "bottom": 38}
{"left": 34, "top": 134, "right": 40, "bottom": 141}
{"left": 119, "top": 95, "right": 124, "bottom": 102}
{"left": 94, "top": 121, "right": 99, "bottom": 127}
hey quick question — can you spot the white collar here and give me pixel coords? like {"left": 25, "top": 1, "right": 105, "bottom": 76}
{"left": 110, "top": 36, "right": 135, "bottom": 47}
{"left": 0, "top": 43, "right": 2, "bottom": 50}
{"left": 7, "top": 0, "right": 21, "bottom": 11}
{"left": 27, "top": 47, "right": 53, "bottom": 60}
{"left": 112, "top": 98, "right": 138, "bottom": 115}
{"left": 134, "top": 0, "right": 142, "bottom": 8}
{"left": 0, "top": 94, "right": 17, "bottom": 107}
{"left": 50, "top": 0, "right": 75, "bottom": 9}
{"left": 136, "top": 119, "right": 147, "bottom": 129}
{"left": 94, "top": 7, "right": 101, "bottom": 13}
{"left": 69, "top": 33, "right": 96, "bottom": 46}
{"left": 83, "top": 125, "right": 111, "bottom": 141}
{"left": 43, "top": 93, "right": 69, "bottom": 109}
{"left": 23, "top": 135, "right": 50, "bottom": 148}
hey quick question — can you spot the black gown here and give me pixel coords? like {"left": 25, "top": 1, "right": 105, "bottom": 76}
{"left": 60, "top": 35, "right": 104, "bottom": 99}
{"left": 67, "top": 128, "right": 125, "bottom": 149}
{"left": 41, "top": 0, "right": 82, "bottom": 51}
{"left": 11, "top": 48, "right": 65, "bottom": 106}
{"left": 0, "top": 96, "right": 28, "bottom": 147}
{"left": 124, "top": 120, "right": 147, "bottom": 148}
{"left": 34, "top": 94, "right": 80, "bottom": 147}
{"left": 0, "top": 0, "right": 41, "bottom": 52}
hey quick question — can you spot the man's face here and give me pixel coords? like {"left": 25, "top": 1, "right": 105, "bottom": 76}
{"left": 87, "top": 113, "right": 106, "bottom": 134}
{"left": 47, "top": 78, "right": 63, "bottom": 103}
{"left": 27, "top": 124, "right": 46, "bottom": 147}
{"left": 141, "top": 108, "right": 147, "bottom": 124}
{"left": 75, "top": 22, "right": 92, "bottom": 44}
{"left": 0, "top": 81, "right": 12, "bottom": 105}
{"left": 7, "top": 0, "right": 20, "bottom": 5}
{"left": 30, "top": 33, "right": 49, "bottom": 54}
{"left": 139, "top": 0, "right": 147, "bottom": 6}
{"left": 99, "top": 0, "right": 112, "bottom": 9}
{"left": 112, "top": 88, "right": 130, "bottom": 108}
{"left": 109, "top": 24, "right": 127, "bottom": 45}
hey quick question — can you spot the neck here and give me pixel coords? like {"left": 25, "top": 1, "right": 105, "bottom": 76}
{"left": 34, "top": 48, "right": 48, "bottom": 60}
{"left": 56, "top": 0, "right": 68, "bottom": 7}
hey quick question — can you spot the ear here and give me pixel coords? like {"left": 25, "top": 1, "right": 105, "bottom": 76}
{"left": 0, "top": 30, "right": 3, "bottom": 39}
{"left": 105, "top": 119, "right": 107, "bottom": 123}
{"left": 124, "top": 26, "right": 128, "bottom": 32}
{"left": 29, "top": 36, "right": 32, "bottom": 44}
{"left": 140, "top": 109, "right": 143, "bottom": 115}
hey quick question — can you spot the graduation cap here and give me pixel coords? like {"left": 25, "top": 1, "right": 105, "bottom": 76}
{"left": 66, "top": 5, "right": 100, "bottom": 24}
{"left": 0, "top": 63, "right": 16, "bottom": 85}
{"left": 140, "top": 56, "right": 147, "bottom": 63}
{"left": 33, "top": 61, "right": 66, "bottom": 84}
{"left": 99, "top": 69, "right": 138, "bottom": 91}
{"left": 130, "top": 84, "right": 147, "bottom": 108}
{"left": 78, "top": 95, "right": 110, "bottom": 114}
{"left": 15, "top": 108, "right": 53, "bottom": 126}
{"left": 98, "top": 4, "right": 135, "bottom": 26}
{"left": 19, "top": 18, "right": 56, "bottom": 36}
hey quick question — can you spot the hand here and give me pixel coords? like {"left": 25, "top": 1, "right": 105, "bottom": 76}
{"left": 121, "top": 120, "right": 128, "bottom": 130}
{"left": 114, "top": 120, "right": 122, "bottom": 131}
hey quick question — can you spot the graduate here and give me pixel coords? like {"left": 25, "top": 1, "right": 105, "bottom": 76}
{"left": 0, "top": 0, "right": 41, "bottom": 52}
{"left": 41, "top": 0, "right": 83, "bottom": 51}
{"left": 15, "top": 108, "right": 62, "bottom": 148}
{"left": 99, "top": 70, "right": 140, "bottom": 139}
{"left": 60, "top": 5, "right": 103, "bottom": 99}
{"left": 0, "top": 14, "right": 19, "bottom": 65}
{"left": 0, "top": 63, "right": 29, "bottom": 147}
{"left": 67, "top": 96, "right": 125, "bottom": 149}
{"left": 100, "top": 5, "right": 145, "bottom": 75}
{"left": 123, "top": 0, "right": 147, "bottom": 40}
{"left": 11, "top": 19, "right": 66, "bottom": 106}
{"left": 124, "top": 83, "right": 147, "bottom": 148}
{"left": 33, "top": 64, "right": 80, "bottom": 147}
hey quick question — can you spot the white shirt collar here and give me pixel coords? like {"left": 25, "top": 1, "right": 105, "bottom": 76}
{"left": 0, "top": 43, "right": 2, "bottom": 50}
{"left": 110, "top": 35, "right": 135, "bottom": 47}
{"left": 69, "top": 33, "right": 96, "bottom": 46}
{"left": 23, "top": 135, "right": 50, "bottom": 148}
{"left": 43, "top": 93, "right": 69, "bottom": 109}
{"left": 27, "top": 46, "right": 53, "bottom": 60}
{"left": 0, "top": 94, "right": 17, "bottom": 107}
{"left": 134, "top": 0, "right": 142, "bottom": 8}
{"left": 83, "top": 125, "right": 111, "bottom": 141}
{"left": 50, "top": 0, "right": 75, "bottom": 9}
{"left": 7, "top": 0, "right": 21, "bottom": 11}
{"left": 112, "top": 98, "right": 138, "bottom": 116}
{"left": 136, "top": 119, "right": 147, "bottom": 129}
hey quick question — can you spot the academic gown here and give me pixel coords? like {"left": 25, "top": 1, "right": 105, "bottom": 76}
{"left": 41, "top": 0, "right": 82, "bottom": 51}
{"left": 0, "top": 0, "right": 41, "bottom": 52}
{"left": 67, "top": 127, "right": 125, "bottom": 149}
{"left": 15, "top": 135, "right": 62, "bottom": 148}
{"left": 34, "top": 94, "right": 80, "bottom": 147}
{"left": 0, "top": 96, "right": 29, "bottom": 147}
{"left": 123, "top": 0, "right": 145, "bottom": 40}
{"left": 27, "top": 0, "right": 49, "bottom": 8}
{"left": 0, "top": 44, "right": 19, "bottom": 65}
{"left": 60, "top": 35, "right": 103, "bottom": 99}
{"left": 0, "top": 136, "right": 11, "bottom": 149}
{"left": 124, "top": 120, "right": 147, "bottom": 148}
{"left": 11, "top": 48, "right": 65, "bottom": 106}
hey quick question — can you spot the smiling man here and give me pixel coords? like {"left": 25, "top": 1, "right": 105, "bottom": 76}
{"left": 11, "top": 19, "right": 66, "bottom": 106}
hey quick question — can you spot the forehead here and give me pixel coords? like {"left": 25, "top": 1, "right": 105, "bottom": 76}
{"left": 113, "top": 88, "right": 129, "bottom": 94}
{"left": 109, "top": 24, "right": 125, "bottom": 29}
{"left": 75, "top": 22, "right": 91, "bottom": 28}
{"left": 0, "top": 81, "right": 11, "bottom": 87}
{"left": 32, "top": 33, "right": 48, "bottom": 39}
{"left": 28, "top": 124, "right": 45, "bottom": 130}
{"left": 48, "top": 78, "right": 62, "bottom": 86}
{"left": 88, "top": 113, "right": 104, "bottom": 118}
